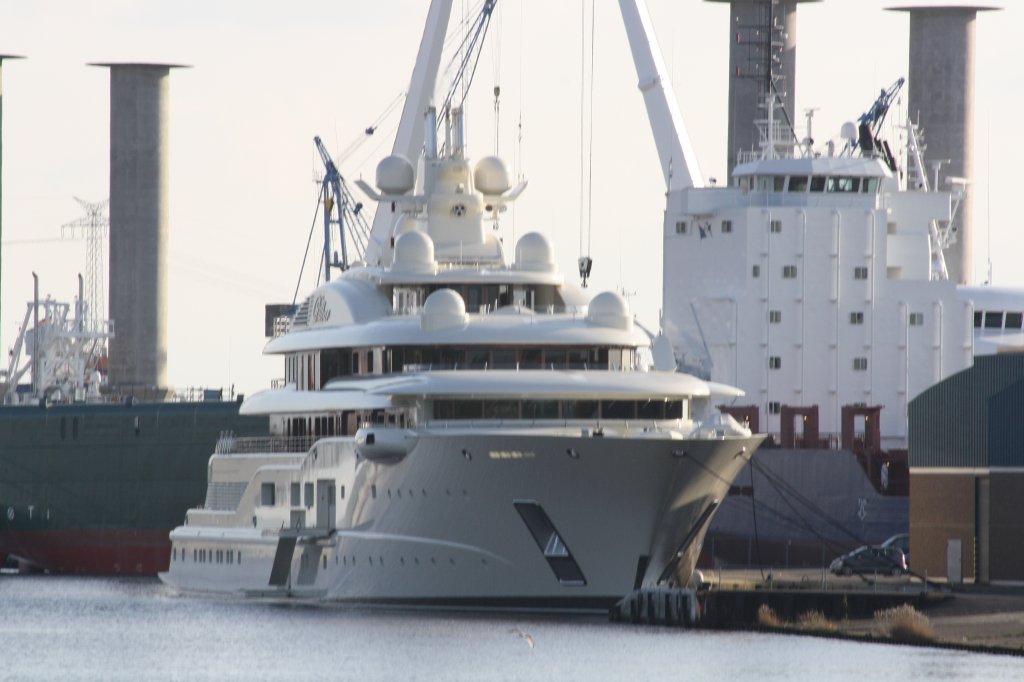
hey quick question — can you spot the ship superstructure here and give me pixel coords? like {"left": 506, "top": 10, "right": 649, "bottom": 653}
{"left": 159, "top": 0, "right": 763, "bottom": 606}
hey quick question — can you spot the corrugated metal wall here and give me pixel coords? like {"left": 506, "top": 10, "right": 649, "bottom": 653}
{"left": 909, "top": 354, "right": 1024, "bottom": 468}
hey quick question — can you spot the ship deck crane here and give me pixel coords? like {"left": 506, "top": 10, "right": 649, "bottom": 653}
{"left": 314, "top": 135, "right": 371, "bottom": 281}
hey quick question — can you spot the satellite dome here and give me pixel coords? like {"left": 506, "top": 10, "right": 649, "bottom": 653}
{"left": 376, "top": 154, "right": 415, "bottom": 194}
{"left": 393, "top": 230, "right": 435, "bottom": 274}
{"left": 586, "top": 291, "right": 632, "bottom": 331}
{"left": 421, "top": 289, "right": 468, "bottom": 331}
{"left": 514, "top": 232, "right": 556, "bottom": 272}
{"left": 474, "top": 156, "right": 512, "bottom": 195}
{"left": 840, "top": 121, "right": 858, "bottom": 143}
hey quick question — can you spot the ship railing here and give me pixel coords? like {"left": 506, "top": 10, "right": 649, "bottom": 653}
{"left": 215, "top": 434, "right": 318, "bottom": 455}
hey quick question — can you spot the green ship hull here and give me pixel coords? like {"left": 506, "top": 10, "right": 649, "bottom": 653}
{"left": 0, "top": 400, "right": 266, "bottom": 574}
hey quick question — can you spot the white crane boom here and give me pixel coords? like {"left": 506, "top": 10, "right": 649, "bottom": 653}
{"left": 365, "top": 0, "right": 454, "bottom": 265}
{"left": 618, "top": 0, "right": 704, "bottom": 191}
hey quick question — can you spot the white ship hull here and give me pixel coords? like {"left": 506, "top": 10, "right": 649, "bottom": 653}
{"left": 162, "top": 429, "right": 761, "bottom": 608}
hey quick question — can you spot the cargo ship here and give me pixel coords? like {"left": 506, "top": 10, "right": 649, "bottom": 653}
{"left": 0, "top": 282, "right": 266, "bottom": 574}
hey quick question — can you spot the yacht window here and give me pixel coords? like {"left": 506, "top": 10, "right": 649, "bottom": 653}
{"left": 637, "top": 400, "right": 664, "bottom": 420}
{"left": 519, "top": 348, "right": 543, "bottom": 369}
{"left": 769, "top": 310, "right": 782, "bottom": 324}
{"left": 545, "top": 349, "right": 567, "bottom": 369}
{"left": 261, "top": 483, "right": 276, "bottom": 506}
{"left": 756, "top": 176, "right": 773, "bottom": 192}
{"left": 562, "top": 400, "right": 598, "bottom": 419}
{"left": 351, "top": 353, "right": 359, "bottom": 375}
{"left": 291, "top": 483, "right": 300, "bottom": 507}
{"left": 492, "top": 349, "right": 517, "bottom": 369}
{"left": 984, "top": 312, "right": 1003, "bottom": 329}
{"left": 666, "top": 400, "right": 685, "bottom": 420}
{"left": 770, "top": 220, "right": 782, "bottom": 234}
{"left": 788, "top": 176, "right": 809, "bottom": 192}
{"left": 367, "top": 350, "right": 375, "bottom": 374}
{"left": 523, "top": 400, "right": 559, "bottom": 419}
{"left": 721, "top": 219, "right": 733, "bottom": 233}
{"left": 768, "top": 356, "right": 781, "bottom": 370}
{"left": 752, "top": 265, "right": 761, "bottom": 278}
{"left": 974, "top": 312, "right": 983, "bottom": 328}
{"left": 909, "top": 312, "right": 925, "bottom": 327}
{"left": 782, "top": 265, "right": 797, "bottom": 279}
{"left": 862, "top": 178, "right": 880, "bottom": 193}
{"left": 304, "top": 483, "right": 314, "bottom": 508}
{"left": 773, "top": 176, "right": 785, "bottom": 192}
{"left": 675, "top": 221, "right": 688, "bottom": 235}
{"left": 853, "top": 357, "right": 868, "bottom": 371}
{"left": 567, "top": 349, "right": 588, "bottom": 370}
{"left": 850, "top": 312, "right": 864, "bottom": 325}
{"left": 601, "top": 401, "right": 635, "bottom": 420}
{"left": 466, "top": 286, "right": 482, "bottom": 312}
{"left": 810, "top": 176, "right": 826, "bottom": 192}
{"left": 768, "top": 401, "right": 781, "bottom": 415}
{"left": 1006, "top": 312, "right": 1023, "bottom": 329}
{"left": 483, "top": 400, "right": 520, "bottom": 420}
{"left": 854, "top": 266, "right": 869, "bottom": 280}
{"left": 467, "top": 349, "right": 489, "bottom": 369}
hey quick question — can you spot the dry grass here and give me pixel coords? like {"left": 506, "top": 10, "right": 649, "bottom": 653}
{"left": 874, "top": 604, "right": 936, "bottom": 643}
{"left": 796, "top": 610, "right": 837, "bottom": 633}
{"left": 757, "top": 604, "right": 784, "bottom": 628}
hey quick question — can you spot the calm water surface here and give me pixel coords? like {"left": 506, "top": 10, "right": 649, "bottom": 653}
{"left": 1, "top": 576, "right": 1021, "bottom": 681}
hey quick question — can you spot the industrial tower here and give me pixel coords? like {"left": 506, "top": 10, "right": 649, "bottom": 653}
{"left": 889, "top": 3, "right": 1002, "bottom": 286}
{"left": 91, "top": 62, "right": 187, "bottom": 397}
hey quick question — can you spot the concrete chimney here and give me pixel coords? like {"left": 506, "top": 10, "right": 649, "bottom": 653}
{"left": 91, "top": 63, "right": 187, "bottom": 396}
{"left": 706, "top": 0, "right": 820, "bottom": 180}
{"left": 888, "top": 3, "right": 1001, "bottom": 285}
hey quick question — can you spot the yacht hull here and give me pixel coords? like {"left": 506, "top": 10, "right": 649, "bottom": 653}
{"left": 161, "top": 430, "right": 763, "bottom": 607}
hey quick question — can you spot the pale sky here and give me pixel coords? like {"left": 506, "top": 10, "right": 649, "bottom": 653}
{"left": 0, "top": 0, "right": 1019, "bottom": 395}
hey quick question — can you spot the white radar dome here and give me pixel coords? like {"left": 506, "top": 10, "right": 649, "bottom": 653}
{"left": 393, "top": 230, "right": 436, "bottom": 274}
{"left": 420, "top": 288, "right": 468, "bottom": 331}
{"left": 586, "top": 291, "right": 633, "bottom": 331}
{"left": 514, "top": 232, "right": 556, "bottom": 272}
{"left": 474, "top": 156, "right": 512, "bottom": 195}
{"left": 840, "top": 121, "right": 858, "bottom": 142}
{"left": 376, "top": 154, "right": 415, "bottom": 195}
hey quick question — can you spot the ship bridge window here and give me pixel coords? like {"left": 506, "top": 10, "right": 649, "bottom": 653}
{"left": 1006, "top": 312, "right": 1023, "bottom": 329}
{"left": 788, "top": 176, "right": 809, "bottom": 192}
{"left": 862, "top": 178, "right": 880, "bottom": 194}
{"left": 974, "top": 312, "right": 982, "bottom": 328}
{"left": 810, "top": 176, "right": 826, "bottom": 192}
{"left": 827, "top": 177, "right": 860, "bottom": 193}
{"left": 984, "top": 312, "right": 1003, "bottom": 329}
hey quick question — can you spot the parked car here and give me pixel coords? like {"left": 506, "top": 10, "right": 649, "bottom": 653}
{"left": 829, "top": 545, "right": 907, "bottom": 576}
{"left": 881, "top": 533, "right": 910, "bottom": 568}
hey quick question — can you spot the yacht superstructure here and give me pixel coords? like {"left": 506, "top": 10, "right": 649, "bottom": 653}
{"left": 159, "top": 0, "right": 762, "bottom": 607}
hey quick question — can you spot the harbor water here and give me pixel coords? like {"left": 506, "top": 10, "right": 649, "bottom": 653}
{"left": 1, "top": 576, "right": 1021, "bottom": 681}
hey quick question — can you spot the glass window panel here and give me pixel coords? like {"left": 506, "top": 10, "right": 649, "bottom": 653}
{"left": 601, "top": 400, "right": 635, "bottom": 419}
{"left": 985, "top": 312, "right": 1003, "bottom": 329}
{"left": 519, "top": 348, "right": 542, "bottom": 369}
{"left": 637, "top": 400, "right": 665, "bottom": 420}
{"left": 483, "top": 400, "right": 520, "bottom": 419}
{"left": 523, "top": 400, "right": 559, "bottom": 419}
{"left": 562, "top": 400, "right": 598, "bottom": 419}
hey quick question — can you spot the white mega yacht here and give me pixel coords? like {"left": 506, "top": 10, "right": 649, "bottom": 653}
{"left": 159, "top": 0, "right": 762, "bottom": 608}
